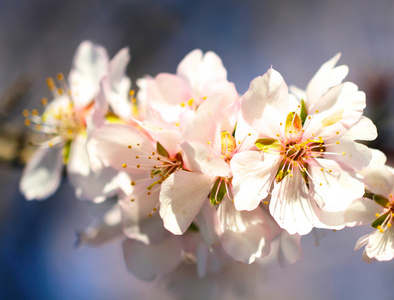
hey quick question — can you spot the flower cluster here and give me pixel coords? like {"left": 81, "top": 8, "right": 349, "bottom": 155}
{"left": 20, "top": 41, "right": 394, "bottom": 280}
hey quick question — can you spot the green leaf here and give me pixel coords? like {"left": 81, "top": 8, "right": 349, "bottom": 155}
{"left": 188, "top": 222, "right": 200, "bottom": 232}
{"left": 62, "top": 141, "right": 72, "bottom": 164}
{"left": 209, "top": 177, "right": 227, "bottom": 205}
{"left": 373, "top": 194, "right": 389, "bottom": 207}
{"left": 157, "top": 142, "right": 169, "bottom": 158}
{"left": 255, "top": 138, "right": 281, "bottom": 152}
{"left": 300, "top": 99, "right": 307, "bottom": 125}
{"left": 371, "top": 212, "right": 389, "bottom": 229}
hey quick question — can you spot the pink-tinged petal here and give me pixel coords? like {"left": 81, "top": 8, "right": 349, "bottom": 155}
{"left": 289, "top": 85, "right": 306, "bottom": 101}
{"left": 362, "top": 249, "right": 376, "bottom": 263}
{"left": 195, "top": 201, "right": 221, "bottom": 247}
{"left": 92, "top": 124, "right": 154, "bottom": 171}
{"left": 138, "top": 121, "right": 182, "bottom": 158}
{"left": 231, "top": 151, "right": 279, "bottom": 211}
{"left": 233, "top": 113, "right": 260, "bottom": 152}
{"left": 68, "top": 41, "right": 109, "bottom": 108}
{"left": 270, "top": 171, "right": 319, "bottom": 235}
{"left": 363, "top": 165, "right": 394, "bottom": 197}
{"left": 20, "top": 146, "right": 63, "bottom": 200}
{"left": 181, "top": 142, "right": 230, "bottom": 177}
{"left": 366, "top": 228, "right": 394, "bottom": 261}
{"left": 120, "top": 187, "right": 169, "bottom": 245}
{"left": 306, "top": 53, "right": 349, "bottom": 108}
{"left": 343, "top": 116, "right": 377, "bottom": 141}
{"left": 76, "top": 204, "right": 123, "bottom": 247}
{"left": 159, "top": 171, "right": 214, "bottom": 235}
{"left": 310, "top": 159, "right": 364, "bottom": 212}
{"left": 122, "top": 235, "right": 182, "bottom": 281}
{"left": 355, "top": 233, "right": 371, "bottom": 251}
{"left": 198, "top": 51, "right": 227, "bottom": 87}
{"left": 345, "top": 197, "right": 382, "bottom": 227}
{"left": 176, "top": 49, "right": 204, "bottom": 86}
{"left": 218, "top": 196, "right": 271, "bottom": 264}
{"left": 68, "top": 136, "right": 119, "bottom": 202}
{"left": 325, "top": 137, "right": 372, "bottom": 172}
{"left": 277, "top": 231, "right": 302, "bottom": 267}
{"left": 367, "top": 149, "right": 387, "bottom": 167}
{"left": 242, "top": 68, "right": 289, "bottom": 136}
{"left": 105, "top": 47, "right": 132, "bottom": 119}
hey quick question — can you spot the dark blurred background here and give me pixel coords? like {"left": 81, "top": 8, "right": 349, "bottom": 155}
{"left": 0, "top": 0, "right": 393, "bottom": 299}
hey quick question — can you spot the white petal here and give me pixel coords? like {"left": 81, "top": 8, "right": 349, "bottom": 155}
{"left": 20, "top": 146, "right": 63, "bottom": 200}
{"left": 363, "top": 165, "right": 394, "bottom": 197}
{"left": 122, "top": 235, "right": 182, "bottom": 281}
{"left": 231, "top": 151, "right": 279, "bottom": 211}
{"left": 242, "top": 68, "right": 289, "bottom": 136}
{"left": 366, "top": 228, "right": 394, "bottom": 261}
{"left": 355, "top": 233, "right": 371, "bottom": 251}
{"left": 159, "top": 171, "right": 214, "bottom": 235}
{"left": 325, "top": 137, "right": 372, "bottom": 172}
{"left": 306, "top": 53, "right": 349, "bottom": 108}
{"left": 270, "top": 171, "right": 319, "bottom": 235}
{"left": 310, "top": 159, "right": 365, "bottom": 212}
{"left": 343, "top": 116, "right": 377, "bottom": 141}
{"left": 76, "top": 203, "right": 123, "bottom": 247}
{"left": 277, "top": 231, "right": 302, "bottom": 267}
{"left": 195, "top": 201, "right": 221, "bottom": 247}
{"left": 92, "top": 123, "right": 154, "bottom": 171}
{"left": 218, "top": 196, "right": 271, "bottom": 263}
{"left": 344, "top": 197, "right": 382, "bottom": 227}
{"left": 68, "top": 41, "right": 109, "bottom": 108}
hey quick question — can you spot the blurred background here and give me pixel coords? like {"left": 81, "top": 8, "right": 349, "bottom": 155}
{"left": 0, "top": 0, "right": 393, "bottom": 299}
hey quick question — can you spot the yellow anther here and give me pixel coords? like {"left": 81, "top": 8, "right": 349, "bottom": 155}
{"left": 137, "top": 143, "right": 140, "bottom": 146}
{"left": 152, "top": 152, "right": 155, "bottom": 155}
{"left": 390, "top": 194, "right": 393, "bottom": 199}
{"left": 131, "top": 181, "right": 135, "bottom": 186}
{"left": 35, "top": 124, "right": 42, "bottom": 131}
{"left": 380, "top": 228, "right": 384, "bottom": 233}
{"left": 315, "top": 110, "right": 319, "bottom": 113}
{"left": 57, "top": 73, "right": 64, "bottom": 80}
{"left": 187, "top": 98, "right": 194, "bottom": 106}
{"left": 67, "top": 129, "right": 73, "bottom": 135}
{"left": 157, "top": 157, "right": 161, "bottom": 161}
{"left": 289, "top": 130, "right": 292, "bottom": 134}
{"left": 290, "top": 174, "right": 293, "bottom": 177}
{"left": 388, "top": 223, "right": 392, "bottom": 228}
{"left": 153, "top": 207, "right": 157, "bottom": 211}
{"left": 147, "top": 191, "right": 151, "bottom": 195}
{"left": 248, "top": 133, "right": 252, "bottom": 136}
{"left": 128, "top": 145, "right": 132, "bottom": 149}
{"left": 129, "top": 90, "right": 135, "bottom": 96}
{"left": 22, "top": 109, "right": 29, "bottom": 117}
{"left": 48, "top": 142, "right": 53, "bottom": 147}
{"left": 319, "top": 183, "right": 323, "bottom": 186}
{"left": 342, "top": 152, "right": 346, "bottom": 155}
{"left": 46, "top": 77, "right": 54, "bottom": 85}
{"left": 320, "top": 168, "right": 324, "bottom": 171}
{"left": 203, "top": 96, "right": 207, "bottom": 100}
{"left": 148, "top": 156, "right": 151, "bottom": 159}
{"left": 31, "top": 109, "right": 39, "bottom": 116}
{"left": 148, "top": 214, "right": 152, "bottom": 218}
{"left": 263, "top": 201, "right": 269, "bottom": 205}
{"left": 375, "top": 213, "right": 380, "bottom": 217}
{"left": 174, "top": 122, "right": 180, "bottom": 127}
{"left": 136, "top": 164, "right": 141, "bottom": 168}
{"left": 132, "top": 98, "right": 137, "bottom": 103}
{"left": 41, "top": 97, "right": 48, "bottom": 106}
{"left": 308, "top": 116, "right": 311, "bottom": 119}
{"left": 135, "top": 155, "right": 139, "bottom": 159}
{"left": 377, "top": 225, "right": 382, "bottom": 229}
{"left": 130, "top": 198, "right": 135, "bottom": 202}
{"left": 24, "top": 119, "right": 31, "bottom": 126}
{"left": 180, "top": 102, "right": 186, "bottom": 107}
{"left": 280, "top": 122, "right": 283, "bottom": 126}
{"left": 320, "top": 149, "right": 324, "bottom": 152}
{"left": 276, "top": 134, "right": 280, "bottom": 137}
{"left": 329, "top": 169, "right": 332, "bottom": 172}
{"left": 312, "top": 133, "right": 315, "bottom": 136}
{"left": 207, "top": 141, "right": 211, "bottom": 145}
{"left": 336, "top": 141, "right": 340, "bottom": 144}
{"left": 57, "top": 88, "right": 64, "bottom": 95}
{"left": 298, "top": 105, "right": 301, "bottom": 108}
{"left": 122, "top": 163, "right": 127, "bottom": 168}
{"left": 238, "top": 141, "right": 241, "bottom": 144}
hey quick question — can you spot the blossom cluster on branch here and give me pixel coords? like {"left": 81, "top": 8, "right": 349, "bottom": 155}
{"left": 19, "top": 41, "right": 394, "bottom": 280}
